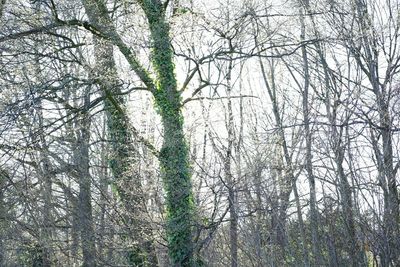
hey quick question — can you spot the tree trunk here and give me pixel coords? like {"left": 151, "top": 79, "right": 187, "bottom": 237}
{"left": 158, "top": 111, "right": 195, "bottom": 266}
{"left": 378, "top": 94, "right": 399, "bottom": 266}
{"left": 33, "top": 28, "right": 53, "bottom": 265}
{"left": 76, "top": 88, "right": 96, "bottom": 267}
{"left": 226, "top": 60, "right": 238, "bottom": 267}
{"left": 81, "top": 1, "right": 159, "bottom": 264}
{"left": 37, "top": 107, "right": 53, "bottom": 267}
{"left": 0, "top": 169, "right": 7, "bottom": 266}
{"left": 140, "top": 1, "right": 196, "bottom": 265}
{"left": 299, "top": 4, "right": 322, "bottom": 265}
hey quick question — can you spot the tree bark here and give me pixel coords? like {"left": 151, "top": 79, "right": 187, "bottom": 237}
{"left": 76, "top": 88, "right": 97, "bottom": 267}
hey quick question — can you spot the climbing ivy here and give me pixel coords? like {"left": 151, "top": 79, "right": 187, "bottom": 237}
{"left": 139, "top": 0, "right": 197, "bottom": 265}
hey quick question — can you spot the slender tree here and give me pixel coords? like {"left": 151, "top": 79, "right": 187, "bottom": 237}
{"left": 298, "top": 1, "right": 322, "bottom": 265}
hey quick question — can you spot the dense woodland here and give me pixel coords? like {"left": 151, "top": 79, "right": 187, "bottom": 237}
{"left": 0, "top": 0, "right": 399, "bottom": 266}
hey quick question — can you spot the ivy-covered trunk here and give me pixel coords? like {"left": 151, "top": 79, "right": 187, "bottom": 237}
{"left": 158, "top": 109, "right": 194, "bottom": 266}
{"left": 96, "top": 38, "right": 159, "bottom": 267}
{"left": 81, "top": 1, "right": 159, "bottom": 264}
{"left": 139, "top": 1, "right": 195, "bottom": 265}
{"left": 78, "top": 0, "right": 196, "bottom": 264}
{"left": 98, "top": 40, "right": 159, "bottom": 267}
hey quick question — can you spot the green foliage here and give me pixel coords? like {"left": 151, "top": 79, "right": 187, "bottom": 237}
{"left": 15, "top": 242, "right": 45, "bottom": 267}
{"left": 173, "top": 7, "right": 190, "bottom": 16}
{"left": 31, "top": 244, "right": 45, "bottom": 267}
{"left": 127, "top": 247, "right": 147, "bottom": 267}
{"left": 283, "top": 208, "right": 368, "bottom": 266}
